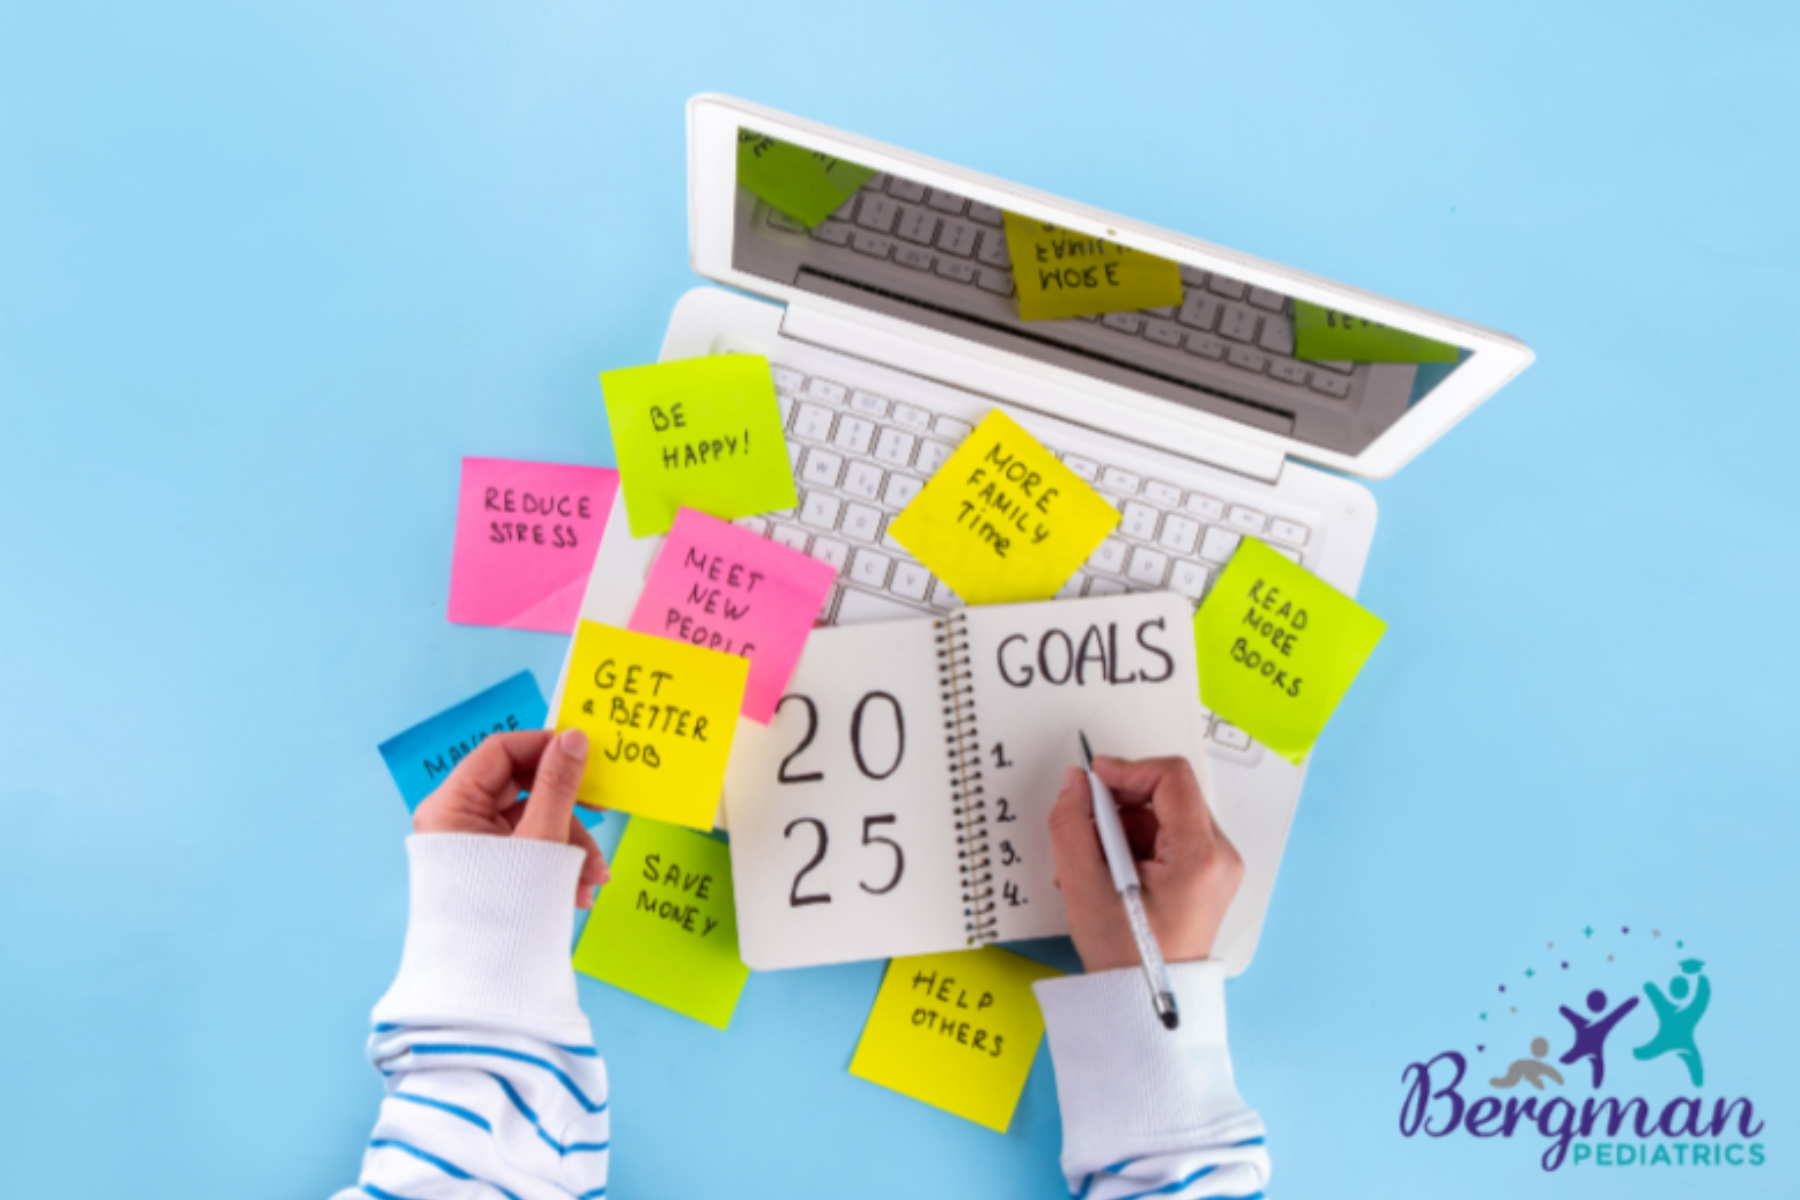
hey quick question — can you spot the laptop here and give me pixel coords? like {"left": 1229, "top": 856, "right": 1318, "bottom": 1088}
{"left": 557, "top": 93, "right": 1533, "bottom": 975}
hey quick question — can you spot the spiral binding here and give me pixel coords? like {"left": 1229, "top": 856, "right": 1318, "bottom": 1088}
{"left": 937, "top": 611, "right": 994, "bottom": 945}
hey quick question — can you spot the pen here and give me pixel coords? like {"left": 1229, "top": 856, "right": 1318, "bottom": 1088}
{"left": 1080, "top": 732, "right": 1180, "bottom": 1031}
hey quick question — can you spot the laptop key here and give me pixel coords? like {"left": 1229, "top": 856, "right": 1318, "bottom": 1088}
{"left": 801, "top": 448, "right": 844, "bottom": 489}
{"left": 839, "top": 586, "right": 929, "bottom": 625}
{"left": 809, "top": 537, "right": 851, "bottom": 574}
{"left": 833, "top": 416, "right": 876, "bottom": 455}
{"left": 897, "top": 208, "right": 937, "bottom": 244}
{"left": 1219, "top": 303, "right": 1259, "bottom": 342}
{"left": 976, "top": 269, "right": 1014, "bottom": 296}
{"left": 1227, "top": 505, "right": 1267, "bottom": 534}
{"left": 842, "top": 460, "right": 884, "bottom": 500}
{"left": 1208, "top": 274, "right": 1248, "bottom": 300}
{"left": 771, "top": 364, "right": 806, "bottom": 392}
{"left": 1258, "top": 312, "right": 1296, "bottom": 356}
{"left": 806, "top": 378, "right": 847, "bottom": 404}
{"left": 932, "top": 414, "right": 972, "bottom": 442}
{"left": 886, "top": 177, "right": 927, "bottom": 202}
{"left": 1158, "top": 514, "right": 1201, "bottom": 555}
{"left": 1268, "top": 518, "right": 1310, "bottom": 546}
{"left": 849, "top": 548, "right": 893, "bottom": 589}
{"left": 1178, "top": 293, "right": 1221, "bottom": 330}
{"left": 891, "top": 404, "right": 932, "bottom": 431}
{"left": 1056, "top": 571, "right": 1089, "bottom": 600}
{"left": 1269, "top": 360, "right": 1308, "bottom": 386}
{"left": 851, "top": 231, "right": 894, "bottom": 259}
{"left": 842, "top": 502, "right": 884, "bottom": 542}
{"left": 1143, "top": 319, "right": 1183, "bottom": 348}
{"left": 1100, "top": 466, "right": 1140, "bottom": 495}
{"left": 895, "top": 245, "right": 933, "bottom": 271}
{"left": 1185, "top": 334, "right": 1226, "bottom": 360}
{"left": 930, "top": 579, "right": 965, "bottom": 609}
{"left": 811, "top": 220, "right": 852, "bottom": 246}
{"left": 800, "top": 493, "right": 842, "bottom": 531}
{"left": 1212, "top": 722, "right": 1252, "bottom": 751}
{"left": 976, "top": 231, "right": 1011, "bottom": 268}
{"left": 1145, "top": 480, "right": 1183, "bottom": 507}
{"left": 874, "top": 428, "right": 916, "bottom": 467}
{"left": 915, "top": 439, "right": 954, "bottom": 476}
{"left": 1126, "top": 546, "right": 1170, "bottom": 587}
{"left": 1087, "top": 576, "right": 1127, "bottom": 597}
{"left": 1062, "top": 454, "right": 1099, "bottom": 482}
{"left": 966, "top": 201, "right": 1004, "bottom": 226}
{"left": 1185, "top": 493, "right": 1226, "bottom": 521}
{"left": 1309, "top": 371, "right": 1351, "bottom": 398}
{"left": 849, "top": 390, "right": 889, "bottom": 417}
{"left": 770, "top": 523, "right": 809, "bottom": 553}
{"left": 926, "top": 189, "right": 967, "bottom": 214}
{"left": 883, "top": 473, "right": 925, "bottom": 508}
{"left": 1101, "top": 313, "right": 1143, "bottom": 334}
{"left": 1168, "top": 559, "right": 1210, "bottom": 600}
{"left": 1120, "top": 502, "right": 1160, "bottom": 540}
{"left": 857, "top": 195, "right": 900, "bottom": 233}
{"left": 1226, "top": 345, "right": 1268, "bottom": 373}
{"left": 890, "top": 560, "right": 932, "bottom": 601}
{"left": 1088, "top": 538, "right": 1128, "bottom": 574}
{"left": 1247, "top": 286, "right": 1285, "bottom": 311}
{"left": 1199, "top": 527, "right": 1242, "bottom": 563}
{"left": 793, "top": 403, "right": 835, "bottom": 442}
{"left": 935, "top": 258, "right": 977, "bottom": 283}
{"left": 936, "top": 219, "right": 979, "bottom": 257}
{"left": 733, "top": 516, "right": 769, "bottom": 537}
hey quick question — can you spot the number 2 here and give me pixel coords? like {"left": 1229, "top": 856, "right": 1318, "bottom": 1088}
{"left": 776, "top": 695, "right": 824, "bottom": 784}
{"left": 784, "top": 818, "right": 830, "bottom": 906}
{"left": 995, "top": 797, "right": 1016, "bottom": 823}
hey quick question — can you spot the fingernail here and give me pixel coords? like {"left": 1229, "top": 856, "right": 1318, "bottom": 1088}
{"left": 1063, "top": 766, "right": 1082, "bottom": 789}
{"left": 577, "top": 885, "right": 594, "bottom": 909}
{"left": 559, "top": 728, "right": 588, "bottom": 759}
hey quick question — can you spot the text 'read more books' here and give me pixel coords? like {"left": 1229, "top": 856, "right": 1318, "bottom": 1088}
{"left": 723, "top": 591, "right": 1208, "bottom": 971}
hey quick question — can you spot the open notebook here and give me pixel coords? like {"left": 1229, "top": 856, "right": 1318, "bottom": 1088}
{"left": 724, "top": 591, "right": 1208, "bottom": 970}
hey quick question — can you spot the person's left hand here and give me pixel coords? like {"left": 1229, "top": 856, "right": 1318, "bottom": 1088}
{"left": 413, "top": 728, "right": 610, "bottom": 908}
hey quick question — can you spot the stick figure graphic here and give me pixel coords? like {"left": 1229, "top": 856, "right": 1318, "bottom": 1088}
{"left": 1489, "top": 1037, "right": 1565, "bottom": 1090}
{"left": 1557, "top": 988, "right": 1639, "bottom": 1088}
{"left": 1633, "top": 959, "right": 1709, "bottom": 1087}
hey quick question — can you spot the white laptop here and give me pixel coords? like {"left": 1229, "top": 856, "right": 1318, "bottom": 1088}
{"left": 557, "top": 93, "right": 1533, "bottom": 975}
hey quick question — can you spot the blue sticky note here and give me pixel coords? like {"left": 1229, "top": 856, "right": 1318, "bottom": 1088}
{"left": 378, "top": 671, "right": 602, "bottom": 828}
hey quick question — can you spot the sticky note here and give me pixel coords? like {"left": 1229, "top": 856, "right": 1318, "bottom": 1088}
{"left": 446, "top": 458, "right": 620, "bottom": 633}
{"left": 888, "top": 410, "right": 1119, "bottom": 605}
{"left": 555, "top": 620, "right": 749, "bottom": 829}
{"left": 572, "top": 818, "right": 750, "bottom": 1029}
{"left": 601, "top": 356, "right": 798, "bottom": 538}
{"left": 378, "top": 671, "right": 548, "bottom": 812}
{"left": 736, "top": 129, "right": 878, "bottom": 228}
{"left": 628, "top": 508, "right": 835, "bottom": 724}
{"left": 849, "top": 947, "right": 1061, "bottom": 1132}
{"left": 1292, "top": 300, "right": 1459, "bottom": 363}
{"left": 1194, "top": 538, "right": 1386, "bottom": 765}
{"left": 1002, "top": 213, "right": 1184, "bottom": 322}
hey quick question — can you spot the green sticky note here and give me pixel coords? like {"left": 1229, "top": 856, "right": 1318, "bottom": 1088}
{"left": 601, "top": 355, "right": 798, "bottom": 538}
{"left": 737, "top": 129, "right": 878, "bottom": 228}
{"left": 572, "top": 818, "right": 751, "bottom": 1029}
{"left": 1292, "top": 300, "right": 1459, "bottom": 363}
{"left": 1195, "top": 538, "right": 1386, "bottom": 765}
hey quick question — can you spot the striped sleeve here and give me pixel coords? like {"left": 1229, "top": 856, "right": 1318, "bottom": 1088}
{"left": 331, "top": 834, "right": 609, "bottom": 1200}
{"left": 1033, "top": 962, "right": 1269, "bottom": 1200}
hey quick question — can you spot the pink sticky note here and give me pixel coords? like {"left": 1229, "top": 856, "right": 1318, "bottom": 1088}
{"left": 448, "top": 457, "right": 620, "bottom": 634}
{"left": 628, "top": 508, "right": 836, "bottom": 723}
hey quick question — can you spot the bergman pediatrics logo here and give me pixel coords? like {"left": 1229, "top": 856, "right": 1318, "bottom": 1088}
{"left": 1398, "top": 927, "right": 1766, "bottom": 1172}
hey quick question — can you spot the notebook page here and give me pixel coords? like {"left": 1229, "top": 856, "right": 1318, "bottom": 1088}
{"left": 958, "top": 592, "right": 1207, "bottom": 943}
{"left": 723, "top": 617, "right": 968, "bottom": 970}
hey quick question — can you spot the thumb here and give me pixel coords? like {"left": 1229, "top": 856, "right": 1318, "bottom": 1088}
{"left": 1046, "top": 766, "right": 1112, "bottom": 902}
{"left": 515, "top": 728, "right": 588, "bottom": 844}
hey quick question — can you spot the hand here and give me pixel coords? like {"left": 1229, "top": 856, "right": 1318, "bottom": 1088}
{"left": 1046, "top": 755, "right": 1242, "bottom": 973}
{"left": 413, "top": 728, "right": 610, "bottom": 909}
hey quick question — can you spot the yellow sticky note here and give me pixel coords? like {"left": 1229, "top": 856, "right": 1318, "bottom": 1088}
{"left": 887, "top": 410, "right": 1119, "bottom": 605}
{"left": 572, "top": 818, "right": 750, "bottom": 1029}
{"left": 1003, "top": 213, "right": 1183, "bottom": 322}
{"left": 849, "top": 947, "right": 1061, "bottom": 1132}
{"left": 602, "top": 355, "right": 799, "bottom": 538}
{"left": 737, "top": 129, "right": 878, "bottom": 228}
{"left": 1292, "top": 300, "right": 1459, "bottom": 363}
{"left": 555, "top": 621, "right": 749, "bottom": 829}
{"left": 1195, "top": 538, "right": 1386, "bottom": 765}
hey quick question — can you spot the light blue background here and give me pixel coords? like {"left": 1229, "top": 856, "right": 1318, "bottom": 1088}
{"left": 2, "top": 2, "right": 1795, "bottom": 1196}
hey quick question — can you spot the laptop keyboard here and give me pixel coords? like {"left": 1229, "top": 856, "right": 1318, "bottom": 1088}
{"left": 739, "top": 361, "right": 1318, "bottom": 757}
{"left": 764, "top": 177, "right": 1369, "bottom": 416}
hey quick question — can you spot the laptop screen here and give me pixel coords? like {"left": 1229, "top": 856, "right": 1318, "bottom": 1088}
{"left": 730, "top": 128, "right": 1471, "bottom": 459}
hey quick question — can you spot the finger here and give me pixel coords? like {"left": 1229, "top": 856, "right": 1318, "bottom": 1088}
{"left": 1046, "top": 766, "right": 1114, "bottom": 903}
{"left": 515, "top": 728, "right": 588, "bottom": 844}
{"left": 1117, "top": 802, "right": 1160, "bottom": 860}
{"left": 421, "top": 730, "right": 554, "bottom": 819}
{"left": 567, "top": 814, "right": 610, "bottom": 908}
{"left": 1094, "top": 755, "right": 1213, "bottom": 852}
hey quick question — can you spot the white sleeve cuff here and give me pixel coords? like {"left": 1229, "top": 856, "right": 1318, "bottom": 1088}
{"left": 371, "top": 834, "right": 592, "bottom": 1046}
{"left": 1033, "top": 960, "right": 1262, "bottom": 1173}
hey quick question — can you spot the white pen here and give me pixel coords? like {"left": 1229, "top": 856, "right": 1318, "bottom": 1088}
{"left": 1080, "top": 732, "right": 1180, "bottom": 1031}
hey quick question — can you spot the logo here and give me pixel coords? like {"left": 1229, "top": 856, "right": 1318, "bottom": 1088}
{"left": 1398, "top": 927, "right": 1766, "bottom": 1172}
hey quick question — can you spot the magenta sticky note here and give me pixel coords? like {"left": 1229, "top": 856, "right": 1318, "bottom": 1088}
{"left": 447, "top": 457, "right": 620, "bottom": 634}
{"left": 628, "top": 508, "right": 836, "bottom": 724}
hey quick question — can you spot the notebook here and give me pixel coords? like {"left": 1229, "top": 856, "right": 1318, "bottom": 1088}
{"left": 724, "top": 591, "right": 1208, "bottom": 970}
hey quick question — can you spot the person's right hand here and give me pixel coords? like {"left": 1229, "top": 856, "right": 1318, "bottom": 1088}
{"left": 1046, "top": 755, "right": 1243, "bottom": 973}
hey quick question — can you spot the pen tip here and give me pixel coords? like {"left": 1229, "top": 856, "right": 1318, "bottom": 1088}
{"left": 1079, "top": 731, "right": 1093, "bottom": 765}
{"left": 1161, "top": 1011, "right": 1180, "bottom": 1031}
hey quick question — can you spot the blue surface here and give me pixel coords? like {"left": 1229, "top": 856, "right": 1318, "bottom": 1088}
{"left": 2, "top": 3, "right": 1796, "bottom": 1197}
{"left": 378, "top": 669, "right": 548, "bottom": 811}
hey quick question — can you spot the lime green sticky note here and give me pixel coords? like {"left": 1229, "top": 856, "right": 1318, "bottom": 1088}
{"left": 572, "top": 818, "right": 751, "bottom": 1029}
{"left": 1194, "top": 538, "right": 1386, "bottom": 765}
{"left": 737, "top": 129, "right": 878, "bottom": 228}
{"left": 1292, "top": 300, "right": 1459, "bottom": 363}
{"left": 601, "top": 355, "right": 799, "bottom": 538}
